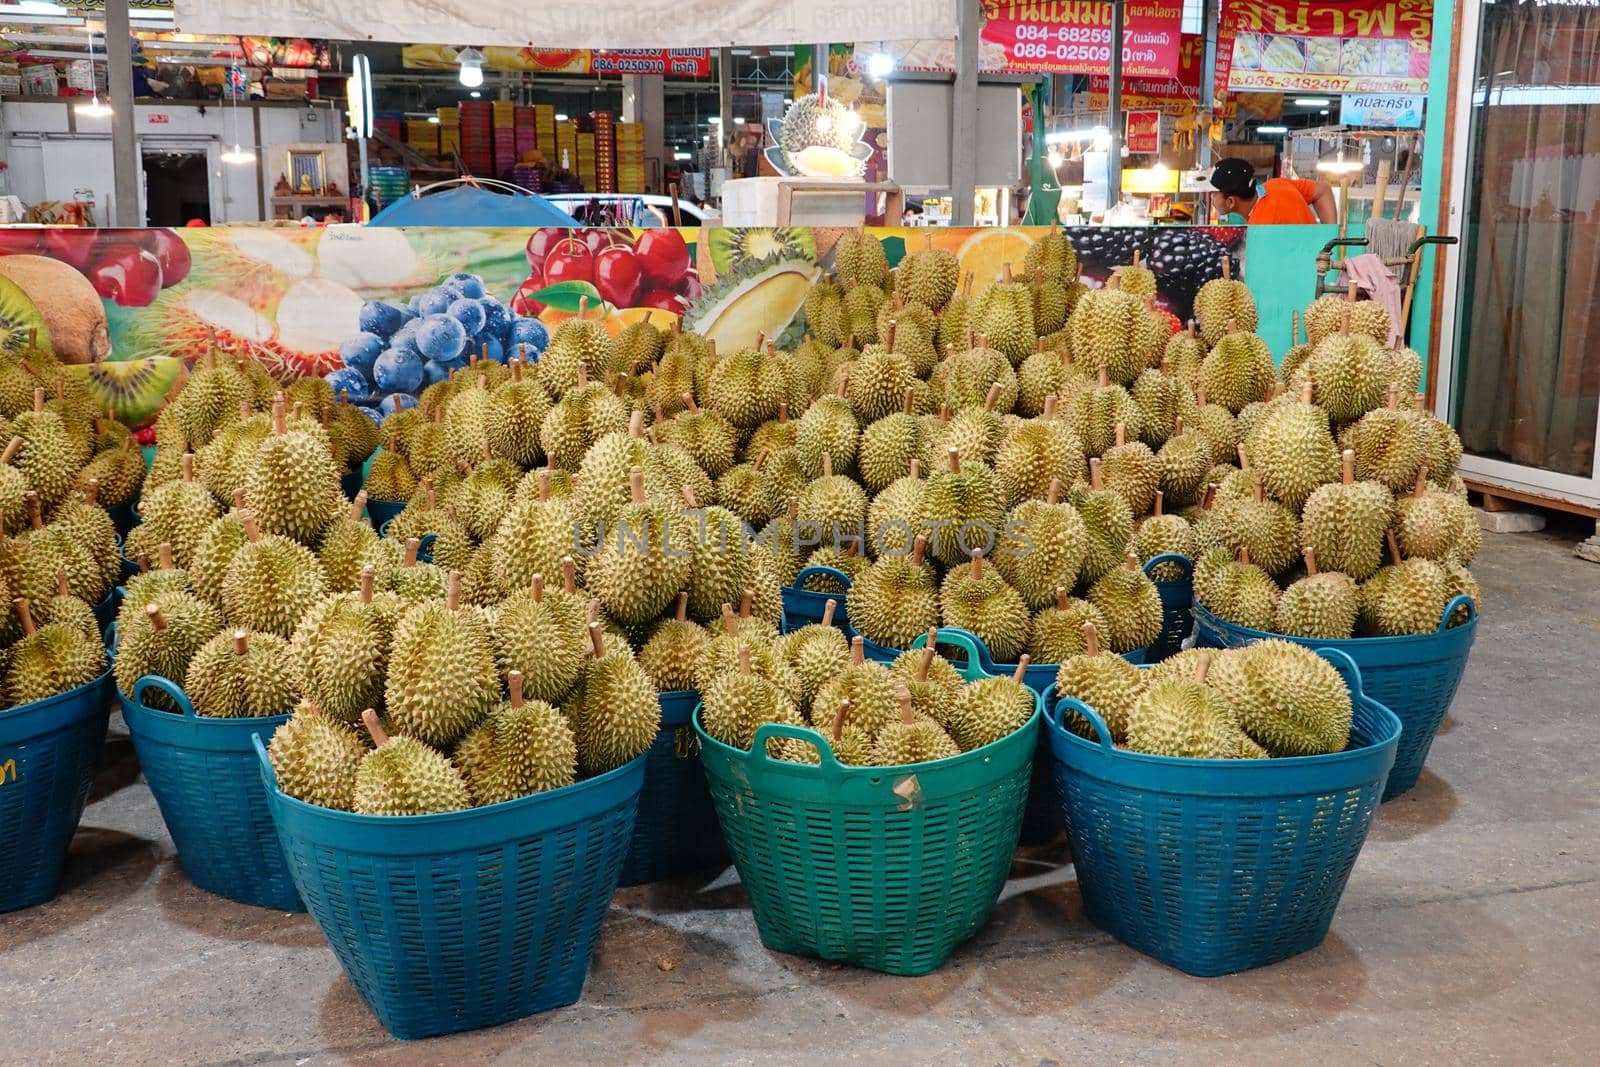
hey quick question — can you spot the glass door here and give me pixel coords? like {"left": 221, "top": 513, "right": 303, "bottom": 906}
{"left": 1438, "top": 0, "right": 1600, "bottom": 506}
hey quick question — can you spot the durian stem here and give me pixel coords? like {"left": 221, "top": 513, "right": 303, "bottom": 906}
{"left": 1002, "top": 262, "right": 1013, "bottom": 284}
{"left": 1386, "top": 382, "right": 1400, "bottom": 410}
{"left": 1012, "top": 656, "right": 1030, "bottom": 684}
{"left": 885, "top": 320, "right": 897, "bottom": 349}
{"left": 1125, "top": 552, "right": 1139, "bottom": 572}
{"left": 1237, "top": 546, "right": 1252, "bottom": 566}
{"left": 1193, "top": 652, "right": 1212, "bottom": 683}
{"left": 361, "top": 709, "right": 389, "bottom": 748}
{"left": 1413, "top": 463, "right": 1430, "bottom": 497}
{"left": 1386, "top": 528, "right": 1404, "bottom": 565}
{"left": 970, "top": 552, "right": 984, "bottom": 579}
{"left": 1236, "top": 443, "right": 1250, "bottom": 471}
{"left": 1114, "top": 422, "right": 1125, "bottom": 448}
{"left": 1047, "top": 477, "right": 1061, "bottom": 505}
{"left": 902, "top": 388, "right": 914, "bottom": 415}
{"left": 180, "top": 453, "right": 194, "bottom": 481}
{"left": 1340, "top": 307, "right": 1352, "bottom": 336}
{"left": 1220, "top": 255, "right": 1231, "bottom": 280}
{"left": 146, "top": 603, "right": 167, "bottom": 632}
{"left": 136, "top": 552, "right": 149, "bottom": 574}
{"left": 577, "top": 363, "right": 589, "bottom": 388}
{"left": 908, "top": 459, "right": 921, "bottom": 480}
{"left": 850, "top": 635, "right": 865, "bottom": 666}
{"left": 1055, "top": 587, "right": 1069, "bottom": 611}
{"left": 577, "top": 294, "right": 589, "bottom": 320}
{"left": 508, "top": 670, "right": 525, "bottom": 708}
{"left": 946, "top": 448, "right": 960, "bottom": 473}
{"left": 739, "top": 588, "right": 754, "bottom": 619}
{"left": 350, "top": 492, "right": 367, "bottom": 521}
{"left": 777, "top": 402, "right": 788, "bottom": 423}
{"left": 722, "top": 603, "right": 738, "bottom": 637}
{"left": 403, "top": 538, "right": 420, "bottom": 566}
{"left": 918, "top": 635, "right": 937, "bottom": 681}
{"left": 1253, "top": 470, "right": 1264, "bottom": 503}
{"left": 271, "top": 396, "right": 287, "bottom": 435}
{"left": 754, "top": 449, "right": 770, "bottom": 471}
{"left": 24, "top": 492, "right": 41, "bottom": 530}
{"left": 158, "top": 542, "right": 174, "bottom": 570}
{"left": 1303, "top": 546, "right": 1318, "bottom": 575}
{"left": 1226, "top": 316, "right": 1238, "bottom": 333}
{"left": 737, "top": 643, "right": 752, "bottom": 674}
{"left": 1097, "top": 366, "right": 1109, "bottom": 388}
{"left": 896, "top": 684, "right": 915, "bottom": 725}
{"left": 588, "top": 621, "right": 606, "bottom": 658}
{"left": 628, "top": 409, "right": 644, "bottom": 438}
{"left": 821, "top": 599, "right": 837, "bottom": 627}
{"left": 13, "top": 597, "right": 35, "bottom": 636}
{"left": 628, "top": 466, "right": 645, "bottom": 504}
{"left": 832, "top": 699, "right": 852, "bottom": 743}
{"left": 56, "top": 567, "right": 69, "bottom": 598}
{"left": 32, "top": 386, "right": 43, "bottom": 413}
{"left": 562, "top": 557, "right": 577, "bottom": 594}
{"left": 1089, "top": 457, "right": 1103, "bottom": 490}
{"left": 680, "top": 484, "right": 699, "bottom": 509}
{"left": 360, "top": 566, "right": 375, "bottom": 603}
{"left": 233, "top": 630, "right": 248, "bottom": 656}
{"left": 530, "top": 575, "right": 545, "bottom": 603}
{"left": 984, "top": 382, "right": 1002, "bottom": 412}
{"left": 911, "top": 534, "right": 928, "bottom": 567}
{"left": 446, "top": 570, "right": 462, "bottom": 610}
{"left": 821, "top": 452, "right": 834, "bottom": 479}
{"left": 1043, "top": 394, "right": 1057, "bottom": 420}
{"left": 1153, "top": 490, "right": 1164, "bottom": 516}
{"left": 1341, "top": 449, "right": 1356, "bottom": 485}
{"left": 1082, "top": 622, "right": 1100, "bottom": 657}
{"left": 0, "top": 436, "right": 20, "bottom": 465}
{"left": 537, "top": 470, "right": 552, "bottom": 501}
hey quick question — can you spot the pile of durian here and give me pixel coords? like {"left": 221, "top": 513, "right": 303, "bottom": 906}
{"left": 0, "top": 337, "right": 137, "bottom": 709}
{"left": 1056, "top": 626, "right": 1354, "bottom": 759}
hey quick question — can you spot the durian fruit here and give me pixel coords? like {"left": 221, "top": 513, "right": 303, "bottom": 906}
{"left": 635, "top": 593, "right": 706, "bottom": 693}
{"left": 679, "top": 485, "right": 756, "bottom": 621}
{"left": 700, "top": 637, "right": 800, "bottom": 753}
{"left": 1246, "top": 381, "right": 1339, "bottom": 512}
{"left": 1023, "top": 231, "right": 1079, "bottom": 286}
{"left": 1275, "top": 546, "right": 1358, "bottom": 639}
{"left": 1296, "top": 303, "right": 1390, "bottom": 424}
{"left": 1108, "top": 249, "right": 1157, "bottom": 298}
{"left": 1155, "top": 415, "right": 1213, "bottom": 506}
{"left": 1340, "top": 383, "right": 1429, "bottom": 494}
{"left": 994, "top": 476, "right": 1087, "bottom": 610}
{"left": 968, "top": 263, "right": 1037, "bottom": 366}
{"left": 494, "top": 468, "right": 585, "bottom": 596}
{"left": 1300, "top": 449, "right": 1393, "bottom": 581}
{"left": 113, "top": 594, "right": 223, "bottom": 710}
{"left": 539, "top": 364, "right": 630, "bottom": 467}
{"left": 921, "top": 448, "right": 1006, "bottom": 566}
{"left": 929, "top": 382, "right": 1006, "bottom": 467}
{"left": 940, "top": 337, "right": 1018, "bottom": 412}
{"left": 131, "top": 453, "right": 222, "bottom": 567}
{"left": 1125, "top": 652, "right": 1260, "bottom": 759}
{"left": 1441, "top": 561, "right": 1481, "bottom": 627}
{"left": 3, "top": 597, "right": 105, "bottom": 706}
{"left": 845, "top": 535, "right": 939, "bottom": 652}
{"left": 1188, "top": 383, "right": 1240, "bottom": 466}
{"left": 938, "top": 552, "right": 1029, "bottom": 664}
{"left": 796, "top": 451, "right": 867, "bottom": 549}
{"left": 9, "top": 388, "right": 77, "bottom": 509}
{"left": 1070, "top": 367, "right": 1145, "bottom": 458}
{"left": 1163, "top": 323, "right": 1206, "bottom": 389}
{"left": 809, "top": 636, "right": 899, "bottom": 739}
{"left": 889, "top": 632, "right": 965, "bottom": 727}
{"left": 1199, "top": 319, "right": 1274, "bottom": 414}
{"left": 119, "top": 543, "right": 194, "bottom": 615}
{"left": 1131, "top": 491, "right": 1195, "bottom": 581}
{"left": 241, "top": 397, "right": 342, "bottom": 546}
{"left": 778, "top": 599, "right": 850, "bottom": 710}
{"left": 1305, "top": 288, "right": 1391, "bottom": 346}
{"left": 994, "top": 394, "right": 1087, "bottom": 507}
{"left": 1071, "top": 458, "right": 1135, "bottom": 585}
{"left": 1016, "top": 340, "right": 1081, "bottom": 418}
{"left": 834, "top": 231, "right": 890, "bottom": 290}
{"left": 1211, "top": 467, "right": 1299, "bottom": 577}
{"left": 803, "top": 277, "right": 848, "bottom": 347}
{"left": 871, "top": 683, "right": 960, "bottom": 765}
{"left": 662, "top": 392, "right": 738, "bottom": 477}
{"left": 183, "top": 628, "right": 299, "bottom": 718}
{"left": 1395, "top": 464, "right": 1476, "bottom": 563}
{"left": 352, "top": 709, "right": 471, "bottom": 816}
{"left": 76, "top": 436, "right": 147, "bottom": 509}
{"left": 1067, "top": 285, "right": 1148, "bottom": 386}
{"left": 791, "top": 696, "right": 871, "bottom": 766}
{"left": 391, "top": 536, "right": 447, "bottom": 603}
{"left": 486, "top": 572, "right": 584, "bottom": 703}
{"left": 713, "top": 448, "right": 779, "bottom": 527}
{"left": 799, "top": 541, "right": 868, "bottom": 592}
{"left": 693, "top": 603, "right": 787, "bottom": 693}
{"left": 705, "top": 342, "right": 788, "bottom": 429}
{"left": 1054, "top": 622, "right": 1145, "bottom": 742}
{"left": 567, "top": 617, "right": 660, "bottom": 775}
{"left": 1087, "top": 553, "right": 1163, "bottom": 654}
{"left": 1192, "top": 255, "right": 1257, "bottom": 346}
{"left": 858, "top": 388, "right": 928, "bottom": 493}
{"left": 294, "top": 567, "right": 397, "bottom": 724}
{"left": 844, "top": 329, "right": 917, "bottom": 422}
{"left": 1028, "top": 589, "right": 1110, "bottom": 663}
{"left": 1028, "top": 270, "right": 1072, "bottom": 338}
{"left": 36, "top": 567, "right": 98, "bottom": 641}
{"left": 1412, "top": 394, "right": 1465, "bottom": 490}
{"left": 220, "top": 512, "right": 329, "bottom": 638}
{"left": 896, "top": 235, "right": 961, "bottom": 310}
{"left": 461, "top": 670, "right": 577, "bottom": 805}
{"left": 445, "top": 452, "right": 518, "bottom": 542}
{"left": 1100, "top": 422, "right": 1159, "bottom": 515}
{"left": 316, "top": 492, "right": 383, "bottom": 593}
{"left": 1209, "top": 639, "right": 1353, "bottom": 756}
{"left": 364, "top": 438, "right": 418, "bottom": 503}
{"left": 864, "top": 457, "right": 926, "bottom": 558}
{"left": 935, "top": 273, "right": 976, "bottom": 353}
{"left": 1359, "top": 530, "right": 1452, "bottom": 636}
{"left": 384, "top": 571, "right": 498, "bottom": 748}
{"left": 946, "top": 659, "right": 1033, "bottom": 752}
{"left": 588, "top": 467, "right": 693, "bottom": 625}
{"left": 1197, "top": 546, "right": 1280, "bottom": 631}
{"left": 1128, "top": 361, "right": 1184, "bottom": 448}
{"left": 539, "top": 305, "right": 616, "bottom": 398}
{"left": 267, "top": 703, "right": 366, "bottom": 810}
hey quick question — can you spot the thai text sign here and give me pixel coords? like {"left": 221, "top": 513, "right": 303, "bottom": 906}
{"left": 1225, "top": 0, "right": 1433, "bottom": 94}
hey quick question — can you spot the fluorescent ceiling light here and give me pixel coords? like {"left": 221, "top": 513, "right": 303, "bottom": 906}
{"left": 75, "top": 96, "right": 112, "bottom": 118}
{"left": 457, "top": 47, "right": 484, "bottom": 88}
{"left": 427, "top": 115, "right": 441, "bottom": 124}
{"left": 555, "top": 113, "right": 569, "bottom": 121}
{"left": 1294, "top": 97, "right": 1330, "bottom": 106}
{"left": 867, "top": 52, "right": 895, "bottom": 79}
{"left": 1257, "top": 125, "right": 1288, "bottom": 134}
{"left": 221, "top": 144, "right": 256, "bottom": 165}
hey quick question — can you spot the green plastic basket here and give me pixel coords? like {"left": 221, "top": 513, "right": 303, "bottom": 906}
{"left": 695, "top": 630, "right": 1039, "bottom": 976}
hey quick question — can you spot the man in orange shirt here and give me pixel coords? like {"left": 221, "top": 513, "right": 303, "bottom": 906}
{"left": 1208, "top": 158, "right": 1338, "bottom": 224}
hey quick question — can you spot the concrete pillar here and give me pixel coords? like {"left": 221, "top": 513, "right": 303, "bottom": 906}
{"left": 717, "top": 48, "right": 734, "bottom": 169}
{"left": 104, "top": 0, "right": 139, "bottom": 226}
{"left": 1106, "top": 0, "right": 1124, "bottom": 208}
{"left": 621, "top": 74, "right": 666, "bottom": 193}
{"left": 951, "top": 0, "right": 979, "bottom": 225}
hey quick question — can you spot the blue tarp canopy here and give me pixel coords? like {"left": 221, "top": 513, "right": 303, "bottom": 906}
{"left": 368, "top": 183, "right": 574, "bottom": 227}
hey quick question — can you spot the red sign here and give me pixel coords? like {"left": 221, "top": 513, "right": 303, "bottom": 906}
{"left": 980, "top": 0, "right": 1183, "bottom": 80}
{"left": 1125, "top": 110, "right": 1162, "bottom": 153}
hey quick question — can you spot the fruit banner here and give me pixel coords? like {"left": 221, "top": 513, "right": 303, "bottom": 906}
{"left": 1223, "top": 0, "right": 1434, "bottom": 94}
{"left": 401, "top": 45, "right": 711, "bottom": 78}
{"left": 0, "top": 224, "right": 1244, "bottom": 437}
{"left": 1088, "top": 33, "right": 1237, "bottom": 118}
{"left": 981, "top": 0, "right": 1184, "bottom": 80}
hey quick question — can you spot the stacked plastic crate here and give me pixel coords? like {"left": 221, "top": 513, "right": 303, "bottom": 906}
{"left": 459, "top": 100, "right": 493, "bottom": 176}
{"left": 593, "top": 111, "right": 616, "bottom": 193}
{"left": 616, "top": 121, "right": 644, "bottom": 192}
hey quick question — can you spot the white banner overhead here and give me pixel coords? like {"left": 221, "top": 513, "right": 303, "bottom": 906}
{"left": 173, "top": 0, "right": 957, "bottom": 50}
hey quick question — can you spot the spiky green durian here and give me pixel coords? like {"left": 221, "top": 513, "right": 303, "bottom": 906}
{"left": 920, "top": 449, "right": 1006, "bottom": 567}
{"left": 293, "top": 569, "right": 398, "bottom": 723}
{"left": 993, "top": 400, "right": 1087, "bottom": 509}
{"left": 586, "top": 467, "right": 693, "bottom": 625}
{"left": 460, "top": 671, "right": 577, "bottom": 805}
{"left": 2, "top": 598, "right": 105, "bottom": 706}
{"left": 1053, "top": 622, "right": 1146, "bottom": 742}
{"left": 1071, "top": 459, "right": 1135, "bottom": 585}
{"left": 1209, "top": 639, "right": 1353, "bottom": 756}
{"left": 970, "top": 265, "right": 1037, "bottom": 366}
{"left": 659, "top": 393, "right": 738, "bottom": 477}
{"left": 9, "top": 393, "right": 77, "bottom": 509}
{"left": 1394, "top": 464, "right": 1475, "bottom": 562}
{"left": 539, "top": 310, "right": 616, "bottom": 399}
{"left": 267, "top": 703, "right": 366, "bottom": 810}
{"left": 383, "top": 572, "right": 498, "bottom": 748}
{"left": 857, "top": 389, "right": 928, "bottom": 493}
{"left": 182, "top": 628, "right": 298, "bottom": 718}
{"left": 1199, "top": 322, "right": 1274, "bottom": 414}
{"left": 845, "top": 535, "right": 940, "bottom": 650}
{"left": 1197, "top": 546, "right": 1280, "bottom": 630}
{"left": 1125, "top": 655, "right": 1258, "bottom": 759}
{"left": 113, "top": 593, "right": 222, "bottom": 710}
{"left": 938, "top": 553, "right": 1029, "bottom": 664}
{"left": 1131, "top": 493, "right": 1194, "bottom": 582}
{"left": 1086, "top": 554, "right": 1162, "bottom": 653}
{"left": 493, "top": 470, "right": 586, "bottom": 595}
{"left": 796, "top": 452, "right": 867, "bottom": 549}
{"left": 870, "top": 684, "right": 960, "bottom": 765}
{"left": 1299, "top": 449, "right": 1393, "bottom": 581}
{"left": 1069, "top": 368, "right": 1144, "bottom": 458}
{"left": 795, "top": 389, "right": 860, "bottom": 479}
{"left": 896, "top": 239, "right": 961, "bottom": 310}
{"left": 133, "top": 455, "right": 221, "bottom": 567}
{"left": 219, "top": 513, "right": 329, "bottom": 638}
{"left": 1067, "top": 285, "right": 1149, "bottom": 386}
{"left": 994, "top": 476, "right": 1088, "bottom": 609}
{"left": 1028, "top": 591, "right": 1110, "bottom": 663}
{"left": 567, "top": 620, "right": 660, "bottom": 774}
{"left": 539, "top": 373, "right": 629, "bottom": 469}
{"left": 1275, "top": 547, "right": 1358, "bottom": 639}
{"left": 352, "top": 710, "right": 471, "bottom": 816}
{"left": 833, "top": 231, "right": 890, "bottom": 290}
{"left": 1358, "top": 533, "right": 1452, "bottom": 636}
{"left": 1192, "top": 257, "right": 1257, "bottom": 346}
{"left": 236, "top": 398, "right": 341, "bottom": 545}
{"left": 1305, "top": 291, "right": 1390, "bottom": 346}
{"left": 1100, "top": 423, "right": 1159, "bottom": 515}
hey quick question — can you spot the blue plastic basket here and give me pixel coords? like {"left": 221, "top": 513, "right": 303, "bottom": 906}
{"left": 1192, "top": 595, "right": 1477, "bottom": 800}
{"left": 694, "top": 632, "right": 1039, "bottom": 975}
{"left": 365, "top": 497, "right": 406, "bottom": 530}
{"left": 0, "top": 668, "right": 114, "bottom": 912}
{"left": 119, "top": 675, "right": 301, "bottom": 911}
{"left": 92, "top": 587, "right": 119, "bottom": 631}
{"left": 378, "top": 520, "right": 436, "bottom": 563}
{"left": 108, "top": 501, "right": 139, "bottom": 536}
{"left": 1144, "top": 552, "right": 1194, "bottom": 662}
{"left": 340, "top": 468, "right": 364, "bottom": 503}
{"left": 617, "top": 688, "right": 727, "bottom": 886}
{"left": 254, "top": 737, "right": 645, "bottom": 1040}
{"left": 1043, "top": 647, "right": 1400, "bottom": 975}
{"left": 780, "top": 565, "right": 853, "bottom": 634}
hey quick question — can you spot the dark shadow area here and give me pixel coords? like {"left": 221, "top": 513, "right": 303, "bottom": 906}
{"left": 1369, "top": 770, "right": 1459, "bottom": 842}
{"left": 0, "top": 827, "right": 160, "bottom": 950}
{"left": 153, "top": 858, "right": 323, "bottom": 948}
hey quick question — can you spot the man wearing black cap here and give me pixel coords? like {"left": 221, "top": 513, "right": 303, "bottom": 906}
{"left": 1208, "top": 158, "right": 1338, "bottom": 224}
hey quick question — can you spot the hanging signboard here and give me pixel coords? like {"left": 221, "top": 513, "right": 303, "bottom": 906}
{"left": 1341, "top": 92, "right": 1425, "bottom": 128}
{"left": 1089, "top": 34, "right": 1236, "bottom": 117}
{"left": 401, "top": 45, "right": 710, "bottom": 77}
{"left": 1125, "top": 110, "right": 1163, "bottom": 153}
{"left": 980, "top": 0, "right": 1183, "bottom": 79}
{"left": 1224, "top": 0, "right": 1433, "bottom": 95}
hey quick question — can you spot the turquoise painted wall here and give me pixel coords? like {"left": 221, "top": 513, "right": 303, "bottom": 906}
{"left": 1410, "top": 0, "right": 1457, "bottom": 380}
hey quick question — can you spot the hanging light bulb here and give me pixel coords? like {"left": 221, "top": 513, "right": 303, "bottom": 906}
{"left": 75, "top": 23, "right": 112, "bottom": 118}
{"left": 457, "top": 47, "right": 485, "bottom": 88}
{"left": 221, "top": 56, "right": 255, "bottom": 165}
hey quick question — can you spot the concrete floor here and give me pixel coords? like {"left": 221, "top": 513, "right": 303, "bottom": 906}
{"left": 4, "top": 527, "right": 1598, "bottom": 1066}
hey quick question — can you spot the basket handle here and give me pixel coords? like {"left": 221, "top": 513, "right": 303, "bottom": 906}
{"left": 105, "top": 620, "right": 119, "bottom": 659}
{"left": 909, "top": 627, "right": 995, "bottom": 681}
{"left": 377, "top": 517, "right": 394, "bottom": 538}
{"left": 251, "top": 733, "right": 280, "bottom": 791}
{"left": 1311, "top": 646, "right": 1366, "bottom": 705}
{"left": 1051, "top": 695, "right": 1117, "bottom": 750}
{"left": 1143, "top": 552, "right": 1193, "bottom": 581}
{"left": 417, "top": 531, "right": 438, "bottom": 559}
{"left": 133, "top": 674, "right": 198, "bottom": 718}
{"left": 794, "top": 565, "right": 851, "bottom": 591}
{"left": 749, "top": 722, "right": 845, "bottom": 772}
{"left": 1435, "top": 593, "right": 1476, "bottom": 633}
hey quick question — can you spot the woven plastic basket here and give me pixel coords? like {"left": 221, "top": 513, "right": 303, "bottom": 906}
{"left": 92, "top": 587, "right": 119, "bottom": 631}
{"left": 0, "top": 667, "right": 114, "bottom": 912}
{"left": 254, "top": 738, "right": 646, "bottom": 1040}
{"left": 780, "top": 565, "right": 853, "bottom": 634}
{"left": 695, "top": 629, "right": 1038, "bottom": 975}
{"left": 617, "top": 688, "right": 727, "bottom": 885}
{"left": 119, "top": 675, "right": 301, "bottom": 911}
{"left": 1192, "top": 595, "right": 1477, "bottom": 800}
{"left": 364, "top": 497, "right": 406, "bottom": 529}
{"left": 1043, "top": 647, "right": 1400, "bottom": 975}
{"left": 1144, "top": 552, "right": 1194, "bottom": 662}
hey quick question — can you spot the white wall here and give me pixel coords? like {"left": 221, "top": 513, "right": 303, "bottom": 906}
{"left": 1, "top": 100, "right": 344, "bottom": 224}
